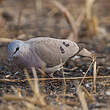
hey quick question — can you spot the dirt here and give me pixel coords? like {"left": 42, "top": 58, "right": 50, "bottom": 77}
{"left": 0, "top": 0, "right": 110, "bottom": 110}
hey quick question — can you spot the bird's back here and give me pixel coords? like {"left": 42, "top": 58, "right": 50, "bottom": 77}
{"left": 25, "top": 37, "right": 79, "bottom": 67}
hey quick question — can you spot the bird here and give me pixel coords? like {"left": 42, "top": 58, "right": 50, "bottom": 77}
{"left": 8, "top": 37, "right": 94, "bottom": 73}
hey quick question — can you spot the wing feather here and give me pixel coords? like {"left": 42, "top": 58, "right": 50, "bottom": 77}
{"left": 25, "top": 37, "right": 79, "bottom": 67}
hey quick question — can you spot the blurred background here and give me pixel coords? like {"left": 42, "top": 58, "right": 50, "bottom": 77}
{"left": 0, "top": 0, "right": 110, "bottom": 62}
{"left": 0, "top": 0, "right": 110, "bottom": 110}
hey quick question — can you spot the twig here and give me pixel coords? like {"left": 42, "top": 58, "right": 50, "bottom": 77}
{"left": 62, "top": 66, "right": 66, "bottom": 103}
{"left": 31, "top": 67, "right": 46, "bottom": 106}
{"left": 82, "top": 86, "right": 95, "bottom": 101}
{"left": 16, "top": 9, "right": 24, "bottom": 37}
{"left": 3, "top": 95, "right": 44, "bottom": 105}
{"left": 3, "top": 68, "right": 46, "bottom": 109}
{"left": 77, "top": 60, "right": 94, "bottom": 91}
{"left": 32, "top": 67, "right": 40, "bottom": 95}
{"left": 0, "top": 38, "right": 15, "bottom": 43}
{"left": 77, "top": 86, "right": 88, "bottom": 110}
{"left": 85, "top": 0, "right": 98, "bottom": 36}
{"left": 50, "top": 0, "right": 78, "bottom": 41}
{"left": 34, "top": 0, "right": 42, "bottom": 15}
{"left": 1, "top": 75, "right": 110, "bottom": 83}
{"left": 24, "top": 69, "right": 35, "bottom": 93}
{"left": 85, "top": 0, "right": 95, "bottom": 20}
{"left": 76, "top": 8, "right": 85, "bottom": 29}
{"left": 93, "top": 60, "right": 97, "bottom": 93}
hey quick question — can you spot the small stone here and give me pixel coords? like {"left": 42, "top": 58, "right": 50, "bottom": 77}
{"left": 0, "top": 66, "right": 5, "bottom": 71}
{"left": 105, "top": 89, "right": 110, "bottom": 96}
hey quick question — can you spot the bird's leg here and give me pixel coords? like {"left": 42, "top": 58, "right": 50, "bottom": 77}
{"left": 43, "top": 63, "right": 64, "bottom": 77}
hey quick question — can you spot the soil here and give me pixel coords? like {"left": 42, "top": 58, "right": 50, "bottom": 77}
{"left": 0, "top": 0, "right": 110, "bottom": 110}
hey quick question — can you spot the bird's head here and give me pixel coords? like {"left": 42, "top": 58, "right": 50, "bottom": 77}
{"left": 8, "top": 40, "right": 25, "bottom": 61}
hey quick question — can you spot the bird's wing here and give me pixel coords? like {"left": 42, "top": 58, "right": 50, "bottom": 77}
{"left": 25, "top": 37, "right": 79, "bottom": 67}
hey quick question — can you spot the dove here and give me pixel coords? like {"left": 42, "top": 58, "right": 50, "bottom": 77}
{"left": 8, "top": 37, "right": 94, "bottom": 73}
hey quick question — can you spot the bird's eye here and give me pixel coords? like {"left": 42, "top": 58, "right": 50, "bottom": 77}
{"left": 14, "top": 47, "right": 19, "bottom": 54}
{"left": 16, "top": 47, "right": 19, "bottom": 51}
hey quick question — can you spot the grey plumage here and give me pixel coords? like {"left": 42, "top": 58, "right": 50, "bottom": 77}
{"left": 8, "top": 37, "right": 93, "bottom": 73}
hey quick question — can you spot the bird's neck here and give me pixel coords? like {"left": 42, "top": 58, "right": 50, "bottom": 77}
{"left": 21, "top": 44, "right": 30, "bottom": 56}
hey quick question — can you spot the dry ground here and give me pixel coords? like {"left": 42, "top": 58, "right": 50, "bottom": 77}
{"left": 0, "top": 0, "right": 110, "bottom": 110}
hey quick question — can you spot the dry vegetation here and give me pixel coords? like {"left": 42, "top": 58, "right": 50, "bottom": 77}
{"left": 0, "top": 0, "right": 110, "bottom": 110}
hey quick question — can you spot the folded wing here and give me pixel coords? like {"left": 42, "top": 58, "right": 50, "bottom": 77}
{"left": 25, "top": 37, "right": 79, "bottom": 67}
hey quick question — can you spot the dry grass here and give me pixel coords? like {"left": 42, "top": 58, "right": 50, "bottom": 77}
{"left": 0, "top": 0, "right": 110, "bottom": 110}
{"left": 3, "top": 68, "right": 46, "bottom": 110}
{"left": 77, "top": 86, "right": 88, "bottom": 110}
{"left": 1, "top": 75, "right": 110, "bottom": 83}
{"left": 77, "top": 58, "right": 94, "bottom": 91}
{"left": 50, "top": 0, "right": 78, "bottom": 41}
{"left": 1, "top": 57, "right": 98, "bottom": 110}
{"left": 85, "top": 0, "right": 99, "bottom": 37}
{"left": 1, "top": 61, "right": 110, "bottom": 110}
{"left": 93, "top": 60, "right": 97, "bottom": 93}
{"left": 0, "top": 38, "right": 15, "bottom": 42}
